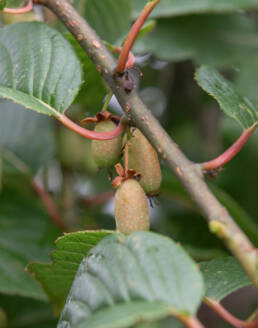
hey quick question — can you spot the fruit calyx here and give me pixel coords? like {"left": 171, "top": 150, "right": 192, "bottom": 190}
{"left": 81, "top": 110, "right": 120, "bottom": 126}
{"left": 112, "top": 163, "right": 141, "bottom": 189}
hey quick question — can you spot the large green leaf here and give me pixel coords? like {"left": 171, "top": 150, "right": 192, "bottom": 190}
{"left": 84, "top": 0, "right": 132, "bottom": 44}
{"left": 196, "top": 65, "right": 258, "bottom": 130}
{"left": 134, "top": 14, "right": 258, "bottom": 66}
{"left": 57, "top": 232, "right": 204, "bottom": 327}
{"left": 0, "top": 100, "right": 55, "bottom": 173}
{"left": 0, "top": 22, "right": 82, "bottom": 116}
{"left": 200, "top": 257, "right": 252, "bottom": 301}
{"left": 0, "top": 179, "right": 59, "bottom": 300}
{"left": 133, "top": 0, "right": 258, "bottom": 18}
{"left": 28, "top": 230, "right": 112, "bottom": 313}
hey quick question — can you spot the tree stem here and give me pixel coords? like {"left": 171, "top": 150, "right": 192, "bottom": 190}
{"left": 33, "top": 0, "right": 258, "bottom": 289}
{"left": 203, "top": 126, "right": 255, "bottom": 171}
{"left": 116, "top": 0, "right": 160, "bottom": 73}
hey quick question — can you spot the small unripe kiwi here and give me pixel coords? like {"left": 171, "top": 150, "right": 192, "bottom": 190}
{"left": 91, "top": 120, "right": 122, "bottom": 168}
{"left": 127, "top": 128, "right": 162, "bottom": 195}
{"left": 114, "top": 179, "right": 149, "bottom": 234}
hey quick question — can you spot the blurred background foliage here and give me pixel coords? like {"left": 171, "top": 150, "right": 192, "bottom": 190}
{"left": 0, "top": 0, "right": 257, "bottom": 327}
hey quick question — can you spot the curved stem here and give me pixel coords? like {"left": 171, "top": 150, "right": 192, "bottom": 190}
{"left": 2, "top": 0, "right": 33, "bottom": 14}
{"left": 177, "top": 315, "right": 205, "bottom": 328}
{"left": 205, "top": 297, "right": 258, "bottom": 328}
{"left": 203, "top": 126, "right": 255, "bottom": 172}
{"left": 31, "top": 179, "right": 67, "bottom": 232}
{"left": 56, "top": 113, "right": 125, "bottom": 140}
{"left": 116, "top": 0, "right": 160, "bottom": 73}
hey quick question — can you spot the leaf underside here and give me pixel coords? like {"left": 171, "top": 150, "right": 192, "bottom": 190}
{"left": 0, "top": 22, "right": 82, "bottom": 116}
{"left": 0, "top": 100, "right": 55, "bottom": 173}
{"left": 196, "top": 65, "right": 258, "bottom": 130}
{"left": 57, "top": 232, "right": 204, "bottom": 328}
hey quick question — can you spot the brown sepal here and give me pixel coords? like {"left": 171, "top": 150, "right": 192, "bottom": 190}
{"left": 112, "top": 163, "right": 141, "bottom": 189}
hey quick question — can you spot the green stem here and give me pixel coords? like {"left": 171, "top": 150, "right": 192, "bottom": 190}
{"left": 102, "top": 91, "right": 113, "bottom": 112}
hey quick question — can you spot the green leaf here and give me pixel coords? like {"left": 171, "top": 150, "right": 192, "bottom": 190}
{"left": 28, "top": 230, "right": 112, "bottom": 313}
{"left": 0, "top": 100, "right": 55, "bottom": 173}
{"left": 0, "top": 179, "right": 59, "bottom": 300}
{"left": 200, "top": 257, "right": 252, "bottom": 301}
{"left": 195, "top": 65, "right": 258, "bottom": 130}
{"left": 57, "top": 232, "right": 204, "bottom": 327}
{"left": 0, "top": 22, "right": 82, "bottom": 116}
{"left": 134, "top": 14, "right": 258, "bottom": 66}
{"left": 133, "top": 0, "right": 258, "bottom": 19}
{"left": 84, "top": 0, "right": 132, "bottom": 44}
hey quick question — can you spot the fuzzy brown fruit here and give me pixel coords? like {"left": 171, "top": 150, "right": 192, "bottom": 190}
{"left": 127, "top": 128, "right": 162, "bottom": 195}
{"left": 114, "top": 179, "right": 149, "bottom": 234}
{"left": 91, "top": 120, "right": 122, "bottom": 168}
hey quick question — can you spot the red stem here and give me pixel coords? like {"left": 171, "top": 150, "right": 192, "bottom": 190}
{"left": 116, "top": 0, "right": 160, "bottom": 73}
{"left": 2, "top": 0, "right": 33, "bottom": 14}
{"left": 178, "top": 315, "right": 205, "bottom": 328}
{"left": 31, "top": 179, "right": 67, "bottom": 232}
{"left": 205, "top": 298, "right": 258, "bottom": 328}
{"left": 203, "top": 126, "right": 255, "bottom": 171}
{"left": 112, "top": 48, "right": 135, "bottom": 69}
{"left": 57, "top": 113, "right": 125, "bottom": 140}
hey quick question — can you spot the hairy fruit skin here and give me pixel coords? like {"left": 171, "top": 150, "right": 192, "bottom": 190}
{"left": 128, "top": 129, "right": 162, "bottom": 195}
{"left": 91, "top": 120, "right": 122, "bottom": 168}
{"left": 114, "top": 179, "right": 149, "bottom": 234}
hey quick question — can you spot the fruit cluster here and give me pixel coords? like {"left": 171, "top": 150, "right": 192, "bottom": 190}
{"left": 88, "top": 113, "right": 162, "bottom": 234}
